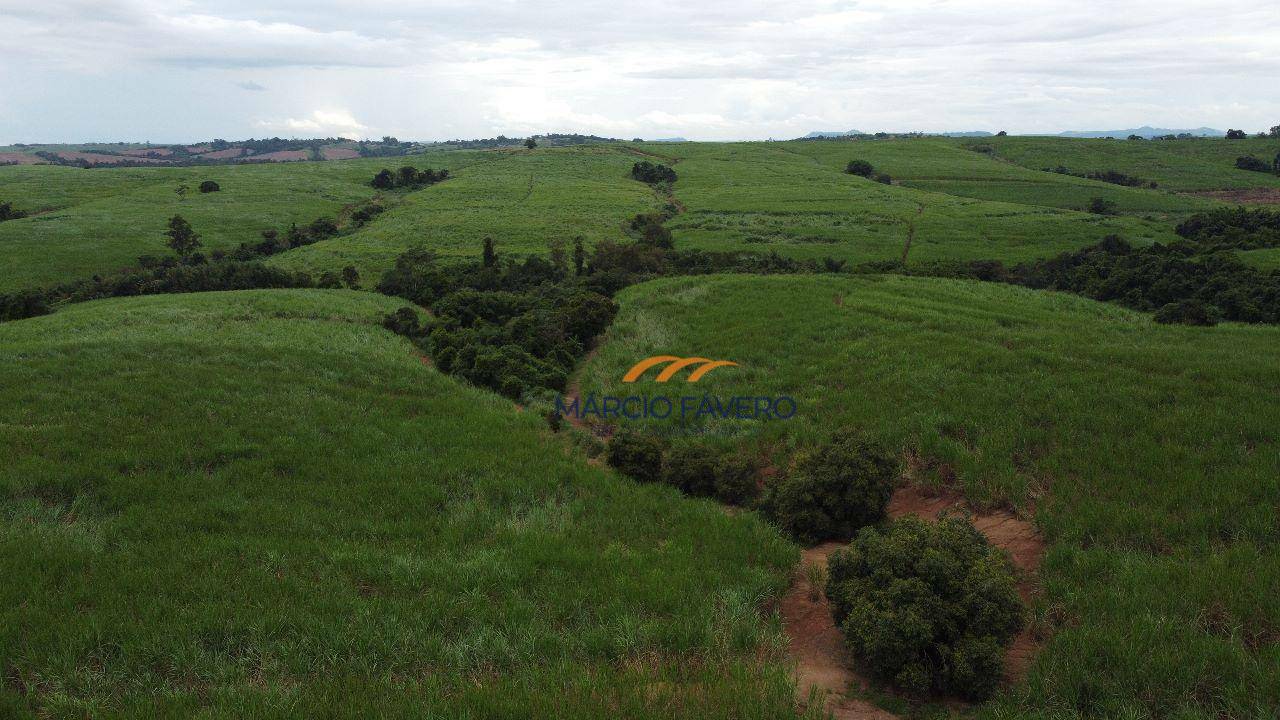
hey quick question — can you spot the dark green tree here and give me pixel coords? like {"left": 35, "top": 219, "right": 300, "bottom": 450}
{"left": 341, "top": 265, "right": 360, "bottom": 289}
{"left": 573, "top": 236, "right": 585, "bottom": 276}
{"left": 482, "top": 237, "right": 497, "bottom": 268}
{"left": 524, "top": 137, "right": 537, "bottom": 149}
{"left": 164, "top": 215, "right": 201, "bottom": 257}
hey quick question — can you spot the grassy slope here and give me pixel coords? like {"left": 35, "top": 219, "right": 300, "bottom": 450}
{"left": 971, "top": 136, "right": 1280, "bottom": 192}
{"left": 577, "top": 274, "right": 1280, "bottom": 718}
{"left": 270, "top": 145, "right": 662, "bottom": 282}
{"left": 0, "top": 290, "right": 798, "bottom": 719}
{"left": 645, "top": 141, "right": 1182, "bottom": 267}
{"left": 0, "top": 153, "right": 480, "bottom": 293}
{"left": 784, "top": 138, "right": 1222, "bottom": 215}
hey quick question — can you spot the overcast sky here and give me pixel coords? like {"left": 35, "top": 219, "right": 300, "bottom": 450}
{"left": 2, "top": 0, "right": 1278, "bottom": 143}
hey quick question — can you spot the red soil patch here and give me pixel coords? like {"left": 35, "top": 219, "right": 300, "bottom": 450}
{"left": 119, "top": 147, "right": 173, "bottom": 157}
{"left": 1185, "top": 188, "right": 1280, "bottom": 205}
{"left": 249, "top": 150, "right": 310, "bottom": 162}
{"left": 321, "top": 147, "right": 360, "bottom": 160}
{"left": 0, "top": 152, "right": 42, "bottom": 165}
{"left": 781, "top": 485, "right": 1045, "bottom": 717}
{"left": 185, "top": 145, "right": 212, "bottom": 153}
{"left": 56, "top": 152, "right": 165, "bottom": 164}
{"left": 198, "top": 148, "right": 247, "bottom": 160}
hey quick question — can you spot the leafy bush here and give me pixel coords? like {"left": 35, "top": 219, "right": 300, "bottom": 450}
{"left": 714, "top": 455, "right": 760, "bottom": 505}
{"left": 0, "top": 201, "right": 28, "bottom": 222}
{"left": 198, "top": 180, "right": 220, "bottom": 193}
{"left": 631, "top": 161, "right": 677, "bottom": 184}
{"left": 826, "top": 514, "right": 1024, "bottom": 700}
{"left": 845, "top": 160, "right": 874, "bottom": 177}
{"left": 371, "top": 166, "right": 449, "bottom": 190}
{"left": 1235, "top": 155, "right": 1274, "bottom": 173}
{"left": 872, "top": 172, "right": 893, "bottom": 185}
{"left": 382, "top": 306, "right": 428, "bottom": 340}
{"left": 764, "top": 431, "right": 896, "bottom": 544}
{"left": 663, "top": 443, "right": 720, "bottom": 497}
{"left": 606, "top": 429, "right": 666, "bottom": 482}
{"left": 1154, "top": 299, "right": 1219, "bottom": 326}
{"left": 1087, "top": 197, "right": 1118, "bottom": 215}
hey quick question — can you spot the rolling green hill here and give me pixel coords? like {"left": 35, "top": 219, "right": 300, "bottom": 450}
{"left": 970, "top": 136, "right": 1280, "bottom": 192}
{"left": 0, "top": 290, "right": 799, "bottom": 719}
{"left": 576, "top": 273, "right": 1280, "bottom": 717}
{"left": 0, "top": 153, "right": 481, "bottom": 293}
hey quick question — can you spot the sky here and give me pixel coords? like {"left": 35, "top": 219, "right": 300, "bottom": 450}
{"left": 1, "top": 0, "right": 1278, "bottom": 143}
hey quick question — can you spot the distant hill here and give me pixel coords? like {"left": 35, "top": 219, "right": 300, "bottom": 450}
{"left": 803, "top": 130, "right": 865, "bottom": 138}
{"left": 938, "top": 131, "right": 994, "bottom": 138}
{"left": 649, "top": 137, "right": 689, "bottom": 143}
{"left": 1058, "top": 126, "right": 1224, "bottom": 139}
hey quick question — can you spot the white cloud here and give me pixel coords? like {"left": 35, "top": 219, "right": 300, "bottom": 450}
{"left": 0, "top": 0, "right": 1278, "bottom": 141}
{"left": 258, "top": 110, "right": 369, "bottom": 137}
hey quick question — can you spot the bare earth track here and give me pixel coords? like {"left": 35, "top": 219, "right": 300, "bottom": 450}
{"left": 783, "top": 484, "right": 1045, "bottom": 719}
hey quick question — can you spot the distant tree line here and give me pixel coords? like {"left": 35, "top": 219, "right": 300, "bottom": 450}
{"left": 370, "top": 166, "right": 450, "bottom": 190}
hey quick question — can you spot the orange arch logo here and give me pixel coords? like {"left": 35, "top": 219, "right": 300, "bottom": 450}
{"left": 622, "top": 355, "right": 738, "bottom": 383}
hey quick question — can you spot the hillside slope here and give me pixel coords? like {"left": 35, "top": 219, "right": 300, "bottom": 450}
{"left": 577, "top": 274, "right": 1280, "bottom": 717}
{"left": 0, "top": 290, "right": 799, "bottom": 719}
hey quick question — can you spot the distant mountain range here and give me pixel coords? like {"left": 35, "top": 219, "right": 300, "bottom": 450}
{"left": 1057, "top": 126, "right": 1224, "bottom": 139}
{"left": 802, "top": 130, "right": 865, "bottom": 138}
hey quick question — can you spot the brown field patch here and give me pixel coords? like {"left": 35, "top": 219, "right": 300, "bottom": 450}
{"left": 1184, "top": 188, "right": 1280, "bottom": 205}
{"left": 321, "top": 147, "right": 360, "bottom": 160}
{"left": 119, "top": 147, "right": 174, "bottom": 157}
{"left": 0, "top": 152, "right": 43, "bottom": 165}
{"left": 198, "top": 147, "right": 247, "bottom": 160}
{"left": 249, "top": 150, "right": 311, "bottom": 162}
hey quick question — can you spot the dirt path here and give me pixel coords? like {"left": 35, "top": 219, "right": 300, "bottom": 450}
{"left": 900, "top": 204, "right": 925, "bottom": 264}
{"left": 782, "top": 484, "right": 1045, "bottom": 717}
{"left": 1182, "top": 188, "right": 1280, "bottom": 205}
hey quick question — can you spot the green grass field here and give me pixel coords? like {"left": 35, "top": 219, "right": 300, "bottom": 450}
{"left": 269, "top": 145, "right": 662, "bottom": 284}
{"left": 576, "top": 273, "right": 1280, "bottom": 717}
{"left": 969, "top": 136, "right": 1280, "bottom": 192}
{"left": 0, "top": 289, "right": 802, "bottom": 719}
{"left": 0, "top": 153, "right": 482, "bottom": 293}
{"left": 4, "top": 136, "right": 1278, "bottom": 718}
{"left": 643, "top": 141, "right": 1190, "bottom": 267}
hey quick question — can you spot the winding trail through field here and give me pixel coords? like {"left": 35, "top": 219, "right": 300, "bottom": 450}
{"left": 783, "top": 484, "right": 1044, "bottom": 718}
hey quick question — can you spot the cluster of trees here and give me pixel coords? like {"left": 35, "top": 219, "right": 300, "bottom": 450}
{"left": 604, "top": 431, "right": 761, "bottom": 506}
{"left": 1235, "top": 154, "right": 1279, "bottom": 174}
{"left": 630, "top": 161, "right": 677, "bottom": 184}
{"left": 910, "top": 235, "right": 1280, "bottom": 325}
{"left": 1087, "top": 197, "right": 1119, "bottom": 215}
{"left": 378, "top": 241, "right": 617, "bottom": 399}
{"left": 605, "top": 425, "right": 1025, "bottom": 700}
{"left": 1226, "top": 129, "right": 1248, "bottom": 139}
{"left": 370, "top": 166, "right": 450, "bottom": 190}
{"left": 199, "top": 181, "right": 220, "bottom": 193}
{"left": 1049, "top": 166, "right": 1156, "bottom": 188}
{"left": 0, "top": 201, "right": 28, "bottom": 221}
{"left": 845, "top": 159, "right": 892, "bottom": 185}
{"left": 1176, "top": 206, "right": 1280, "bottom": 250}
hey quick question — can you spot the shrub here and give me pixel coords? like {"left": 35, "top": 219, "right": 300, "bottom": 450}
{"left": 1087, "top": 197, "right": 1118, "bottom": 215}
{"left": 164, "top": 215, "right": 201, "bottom": 256}
{"left": 198, "top": 180, "right": 220, "bottom": 193}
{"left": 764, "top": 431, "right": 896, "bottom": 544}
{"left": 663, "top": 444, "right": 720, "bottom": 497}
{"left": 0, "top": 201, "right": 27, "bottom": 222}
{"left": 1235, "top": 155, "right": 1273, "bottom": 173}
{"left": 1225, "top": 129, "right": 1247, "bottom": 140}
{"left": 631, "top": 161, "right": 677, "bottom": 184}
{"left": 383, "top": 306, "right": 428, "bottom": 340}
{"left": 845, "top": 160, "right": 874, "bottom": 177}
{"left": 1154, "top": 299, "right": 1219, "bottom": 326}
{"left": 606, "top": 430, "right": 666, "bottom": 482}
{"left": 714, "top": 455, "right": 760, "bottom": 505}
{"left": 826, "top": 514, "right": 1024, "bottom": 700}
{"left": 873, "top": 172, "right": 893, "bottom": 185}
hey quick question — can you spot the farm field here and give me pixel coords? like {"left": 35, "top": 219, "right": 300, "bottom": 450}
{"left": 575, "top": 273, "right": 1280, "bottom": 717}
{"left": 2, "top": 135, "right": 1279, "bottom": 719}
{"left": 269, "top": 145, "right": 662, "bottom": 284}
{"left": 0, "top": 152, "right": 483, "bottom": 292}
{"left": 0, "top": 289, "right": 800, "bottom": 718}
{"left": 969, "top": 136, "right": 1280, "bottom": 193}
